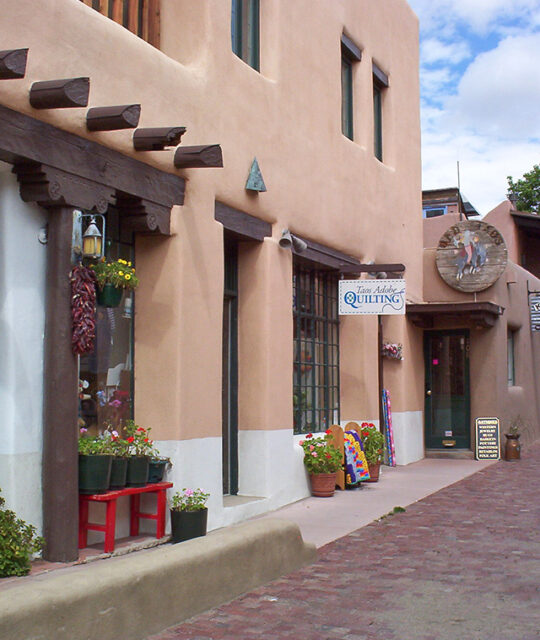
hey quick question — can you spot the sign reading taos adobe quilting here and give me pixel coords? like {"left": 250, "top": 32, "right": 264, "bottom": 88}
{"left": 436, "top": 220, "right": 508, "bottom": 293}
{"left": 339, "top": 280, "right": 406, "bottom": 315}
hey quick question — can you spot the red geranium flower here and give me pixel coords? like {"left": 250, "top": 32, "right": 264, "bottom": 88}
{"left": 126, "top": 436, "right": 134, "bottom": 443}
{"left": 306, "top": 433, "right": 313, "bottom": 439}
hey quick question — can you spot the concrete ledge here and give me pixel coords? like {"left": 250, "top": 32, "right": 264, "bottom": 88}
{"left": 0, "top": 519, "right": 316, "bottom": 640}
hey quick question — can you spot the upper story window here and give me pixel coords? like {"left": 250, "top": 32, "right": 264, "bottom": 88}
{"left": 423, "top": 206, "right": 447, "bottom": 218}
{"left": 80, "top": 0, "right": 160, "bottom": 48}
{"left": 372, "top": 62, "right": 388, "bottom": 161}
{"left": 341, "top": 33, "right": 362, "bottom": 140}
{"left": 231, "top": 0, "right": 260, "bottom": 71}
{"left": 507, "top": 329, "right": 516, "bottom": 386}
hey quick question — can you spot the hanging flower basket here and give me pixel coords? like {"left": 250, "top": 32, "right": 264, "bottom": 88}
{"left": 381, "top": 342, "right": 403, "bottom": 360}
{"left": 96, "top": 283, "right": 123, "bottom": 308}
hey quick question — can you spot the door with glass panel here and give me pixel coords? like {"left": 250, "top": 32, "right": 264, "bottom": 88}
{"left": 424, "top": 330, "right": 470, "bottom": 449}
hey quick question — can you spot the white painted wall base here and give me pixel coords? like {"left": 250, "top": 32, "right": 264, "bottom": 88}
{"left": 0, "top": 166, "right": 47, "bottom": 531}
{"left": 144, "top": 430, "right": 311, "bottom": 535}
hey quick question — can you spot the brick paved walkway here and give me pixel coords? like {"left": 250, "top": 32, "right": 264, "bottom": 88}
{"left": 149, "top": 443, "right": 540, "bottom": 640}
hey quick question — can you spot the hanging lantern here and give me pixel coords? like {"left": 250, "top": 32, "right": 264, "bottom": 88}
{"left": 82, "top": 216, "right": 103, "bottom": 259}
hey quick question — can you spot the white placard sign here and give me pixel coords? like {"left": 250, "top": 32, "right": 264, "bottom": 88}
{"left": 339, "top": 279, "right": 406, "bottom": 315}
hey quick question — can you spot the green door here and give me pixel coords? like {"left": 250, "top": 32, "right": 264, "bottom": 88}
{"left": 424, "top": 330, "right": 471, "bottom": 449}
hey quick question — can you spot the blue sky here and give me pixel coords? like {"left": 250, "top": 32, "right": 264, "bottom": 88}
{"left": 406, "top": 0, "right": 540, "bottom": 215}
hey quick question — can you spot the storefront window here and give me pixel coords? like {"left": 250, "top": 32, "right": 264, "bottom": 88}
{"left": 79, "top": 237, "right": 135, "bottom": 434}
{"left": 293, "top": 264, "right": 340, "bottom": 434}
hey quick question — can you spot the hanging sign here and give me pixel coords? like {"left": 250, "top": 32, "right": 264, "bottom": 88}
{"left": 339, "top": 279, "right": 406, "bottom": 315}
{"left": 475, "top": 417, "right": 500, "bottom": 460}
{"left": 529, "top": 293, "right": 540, "bottom": 332}
{"left": 436, "top": 220, "right": 507, "bottom": 293}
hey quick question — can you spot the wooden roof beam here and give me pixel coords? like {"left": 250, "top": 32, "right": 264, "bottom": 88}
{"left": 133, "top": 126, "right": 187, "bottom": 151}
{"left": 29, "top": 78, "right": 89, "bottom": 109}
{"left": 0, "top": 48, "right": 28, "bottom": 79}
{"left": 174, "top": 144, "right": 223, "bottom": 168}
{"left": 87, "top": 105, "right": 141, "bottom": 131}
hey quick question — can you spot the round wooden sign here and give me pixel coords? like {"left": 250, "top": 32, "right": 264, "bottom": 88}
{"left": 436, "top": 220, "right": 508, "bottom": 292}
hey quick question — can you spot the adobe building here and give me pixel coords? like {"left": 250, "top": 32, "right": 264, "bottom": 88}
{"left": 418, "top": 192, "right": 540, "bottom": 457}
{"left": 0, "top": 0, "right": 425, "bottom": 561}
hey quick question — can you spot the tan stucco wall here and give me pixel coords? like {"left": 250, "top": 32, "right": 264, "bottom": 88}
{"left": 2, "top": 0, "right": 422, "bottom": 442}
{"left": 484, "top": 201, "right": 521, "bottom": 263}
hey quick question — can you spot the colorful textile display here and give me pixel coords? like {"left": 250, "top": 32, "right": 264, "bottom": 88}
{"left": 382, "top": 389, "right": 396, "bottom": 466}
{"left": 344, "top": 430, "right": 371, "bottom": 485}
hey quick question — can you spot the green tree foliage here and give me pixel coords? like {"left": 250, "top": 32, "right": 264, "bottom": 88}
{"left": 0, "top": 489, "right": 43, "bottom": 577}
{"left": 507, "top": 164, "right": 540, "bottom": 214}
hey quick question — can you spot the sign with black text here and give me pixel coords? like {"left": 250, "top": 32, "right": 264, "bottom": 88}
{"left": 339, "top": 279, "right": 406, "bottom": 315}
{"left": 475, "top": 417, "right": 500, "bottom": 460}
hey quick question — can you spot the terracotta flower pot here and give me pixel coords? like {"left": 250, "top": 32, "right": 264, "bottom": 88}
{"left": 309, "top": 472, "right": 337, "bottom": 497}
{"left": 504, "top": 434, "right": 521, "bottom": 461}
{"left": 364, "top": 462, "right": 381, "bottom": 482}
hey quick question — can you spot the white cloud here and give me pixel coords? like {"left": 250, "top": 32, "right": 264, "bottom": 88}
{"left": 408, "top": 0, "right": 540, "bottom": 35}
{"left": 421, "top": 129, "right": 539, "bottom": 214}
{"left": 408, "top": 0, "right": 540, "bottom": 214}
{"left": 444, "top": 33, "right": 540, "bottom": 139}
{"left": 421, "top": 38, "right": 472, "bottom": 65}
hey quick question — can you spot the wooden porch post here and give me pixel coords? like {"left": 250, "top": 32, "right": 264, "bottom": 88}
{"left": 42, "top": 206, "right": 79, "bottom": 562}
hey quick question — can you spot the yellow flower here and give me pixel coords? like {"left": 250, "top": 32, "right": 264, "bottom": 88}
{"left": 127, "top": 261, "right": 132, "bottom": 267}
{"left": 118, "top": 271, "right": 124, "bottom": 276}
{"left": 125, "top": 274, "right": 131, "bottom": 280}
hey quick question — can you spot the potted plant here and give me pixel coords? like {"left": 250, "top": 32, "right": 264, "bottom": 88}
{"left": 169, "top": 488, "right": 210, "bottom": 543}
{"left": 0, "top": 489, "right": 44, "bottom": 577}
{"left": 504, "top": 416, "right": 522, "bottom": 461}
{"left": 298, "top": 431, "right": 342, "bottom": 497}
{"left": 124, "top": 420, "right": 154, "bottom": 486}
{"left": 148, "top": 450, "right": 171, "bottom": 483}
{"left": 91, "top": 257, "right": 139, "bottom": 308}
{"left": 78, "top": 428, "right": 113, "bottom": 494}
{"left": 360, "top": 423, "right": 385, "bottom": 482}
{"left": 106, "top": 426, "right": 131, "bottom": 489}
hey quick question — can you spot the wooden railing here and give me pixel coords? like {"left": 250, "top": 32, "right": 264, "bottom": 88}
{"left": 79, "top": 0, "right": 160, "bottom": 48}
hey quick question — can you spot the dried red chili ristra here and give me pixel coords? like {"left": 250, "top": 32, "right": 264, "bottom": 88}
{"left": 70, "top": 265, "right": 97, "bottom": 355}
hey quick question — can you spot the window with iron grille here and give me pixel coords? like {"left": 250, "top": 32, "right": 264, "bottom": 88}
{"left": 293, "top": 264, "right": 340, "bottom": 434}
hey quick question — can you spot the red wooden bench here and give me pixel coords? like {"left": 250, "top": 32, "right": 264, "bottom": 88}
{"left": 79, "top": 481, "right": 173, "bottom": 553}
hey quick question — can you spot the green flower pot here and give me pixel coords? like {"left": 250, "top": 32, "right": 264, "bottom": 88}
{"left": 170, "top": 508, "right": 208, "bottom": 543}
{"left": 97, "top": 283, "right": 123, "bottom": 308}
{"left": 79, "top": 454, "right": 112, "bottom": 495}
{"left": 109, "top": 457, "right": 129, "bottom": 489}
{"left": 126, "top": 456, "right": 149, "bottom": 487}
{"left": 148, "top": 459, "right": 168, "bottom": 483}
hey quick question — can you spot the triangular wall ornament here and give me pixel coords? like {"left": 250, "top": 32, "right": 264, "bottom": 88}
{"left": 245, "top": 157, "right": 267, "bottom": 192}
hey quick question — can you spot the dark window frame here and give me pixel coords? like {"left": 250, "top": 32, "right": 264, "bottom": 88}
{"left": 372, "top": 62, "right": 389, "bottom": 162}
{"left": 507, "top": 329, "right": 516, "bottom": 386}
{"left": 341, "top": 33, "right": 362, "bottom": 141}
{"left": 231, "top": 0, "right": 260, "bottom": 71}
